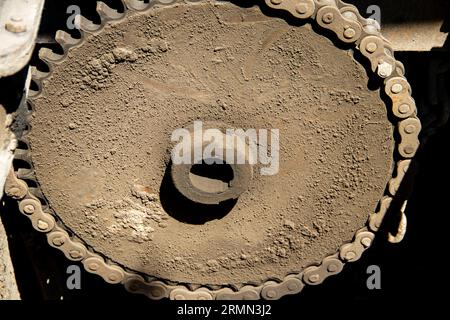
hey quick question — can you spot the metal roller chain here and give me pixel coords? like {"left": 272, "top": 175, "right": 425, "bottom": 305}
{"left": 5, "top": 0, "right": 421, "bottom": 300}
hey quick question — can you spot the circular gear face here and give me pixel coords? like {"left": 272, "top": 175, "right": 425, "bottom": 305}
{"left": 27, "top": 1, "right": 394, "bottom": 287}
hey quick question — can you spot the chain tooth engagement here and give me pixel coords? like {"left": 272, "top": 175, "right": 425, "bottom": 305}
{"left": 4, "top": 0, "right": 422, "bottom": 300}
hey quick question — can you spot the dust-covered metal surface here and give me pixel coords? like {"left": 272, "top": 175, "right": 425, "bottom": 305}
{"left": 27, "top": 2, "right": 393, "bottom": 285}
{"left": 6, "top": 0, "right": 422, "bottom": 300}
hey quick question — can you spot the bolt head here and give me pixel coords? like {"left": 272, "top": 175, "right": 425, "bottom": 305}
{"left": 343, "top": 27, "right": 356, "bottom": 39}
{"left": 345, "top": 251, "right": 356, "bottom": 261}
{"left": 366, "top": 42, "right": 378, "bottom": 53}
{"left": 391, "top": 83, "right": 403, "bottom": 94}
{"left": 287, "top": 282, "right": 299, "bottom": 291}
{"left": 403, "top": 145, "right": 416, "bottom": 155}
{"left": 308, "top": 274, "right": 320, "bottom": 283}
{"left": 266, "top": 289, "right": 277, "bottom": 298}
{"left": 37, "top": 219, "right": 49, "bottom": 231}
{"left": 23, "top": 204, "right": 35, "bottom": 214}
{"left": 399, "top": 104, "right": 411, "bottom": 115}
{"left": 327, "top": 263, "right": 338, "bottom": 273}
{"left": 151, "top": 287, "right": 164, "bottom": 298}
{"left": 322, "top": 13, "right": 334, "bottom": 24}
{"left": 405, "top": 124, "right": 416, "bottom": 134}
{"left": 52, "top": 237, "right": 65, "bottom": 246}
{"left": 129, "top": 284, "right": 139, "bottom": 292}
{"left": 377, "top": 62, "right": 393, "bottom": 78}
{"left": 270, "top": 0, "right": 283, "bottom": 5}
{"left": 69, "top": 250, "right": 82, "bottom": 259}
{"left": 295, "top": 3, "right": 308, "bottom": 14}
{"left": 5, "top": 19, "right": 27, "bottom": 33}
{"left": 88, "top": 263, "right": 99, "bottom": 271}
{"left": 108, "top": 274, "right": 118, "bottom": 282}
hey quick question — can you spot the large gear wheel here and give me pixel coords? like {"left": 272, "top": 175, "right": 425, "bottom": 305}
{"left": 7, "top": 0, "right": 421, "bottom": 300}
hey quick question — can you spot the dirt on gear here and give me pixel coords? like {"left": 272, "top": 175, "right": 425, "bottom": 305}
{"left": 7, "top": 0, "right": 421, "bottom": 300}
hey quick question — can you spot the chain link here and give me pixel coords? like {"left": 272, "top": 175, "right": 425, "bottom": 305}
{"left": 5, "top": 0, "right": 421, "bottom": 300}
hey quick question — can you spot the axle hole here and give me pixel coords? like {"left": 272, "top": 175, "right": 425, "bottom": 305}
{"left": 189, "top": 159, "right": 234, "bottom": 194}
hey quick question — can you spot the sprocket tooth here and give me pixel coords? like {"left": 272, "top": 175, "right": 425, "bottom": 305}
{"left": 14, "top": 149, "right": 32, "bottom": 164}
{"left": 30, "top": 66, "right": 49, "bottom": 81}
{"left": 41, "top": 204, "right": 51, "bottom": 213}
{"left": 55, "top": 30, "right": 82, "bottom": 53}
{"left": 79, "top": 15, "right": 102, "bottom": 33}
{"left": 187, "top": 283, "right": 201, "bottom": 291}
{"left": 23, "top": 110, "right": 34, "bottom": 126}
{"left": 28, "top": 81, "right": 43, "bottom": 99}
{"left": 29, "top": 187, "right": 46, "bottom": 202}
{"left": 19, "top": 130, "right": 32, "bottom": 143}
{"left": 17, "top": 168, "right": 35, "bottom": 181}
{"left": 26, "top": 100, "right": 36, "bottom": 115}
{"left": 16, "top": 135, "right": 30, "bottom": 147}
{"left": 28, "top": 88, "right": 40, "bottom": 99}
{"left": 16, "top": 136, "right": 30, "bottom": 150}
{"left": 29, "top": 80, "right": 43, "bottom": 99}
{"left": 97, "top": 1, "right": 125, "bottom": 23}
{"left": 17, "top": 128, "right": 31, "bottom": 142}
{"left": 123, "top": 0, "right": 155, "bottom": 11}
{"left": 29, "top": 67, "right": 47, "bottom": 98}
{"left": 39, "top": 47, "right": 63, "bottom": 65}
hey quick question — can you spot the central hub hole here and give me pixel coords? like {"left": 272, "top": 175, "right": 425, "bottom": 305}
{"left": 189, "top": 159, "right": 234, "bottom": 194}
